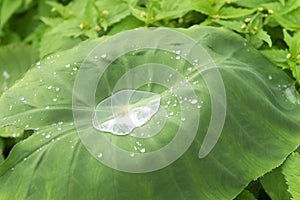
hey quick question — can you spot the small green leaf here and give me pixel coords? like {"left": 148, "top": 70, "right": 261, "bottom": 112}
{"left": 260, "top": 167, "right": 291, "bottom": 200}
{"left": 235, "top": 190, "right": 257, "bottom": 200}
{"left": 107, "top": 15, "right": 144, "bottom": 35}
{"left": 95, "top": 0, "right": 130, "bottom": 26}
{"left": 265, "top": 0, "right": 300, "bottom": 31}
{"left": 256, "top": 29, "right": 272, "bottom": 47}
{"left": 213, "top": 20, "right": 245, "bottom": 33}
{"left": 191, "top": 0, "right": 226, "bottom": 16}
{"left": 283, "top": 30, "right": 300, "bottom": 56}
{"left": 282, "top": 152, "right": 300, "bottom": 200}
{"left": 219, "top": 7, "right": 256, "bottom": 19}
{"left": 260, "top": 49, "right": 288, "bottom": 68}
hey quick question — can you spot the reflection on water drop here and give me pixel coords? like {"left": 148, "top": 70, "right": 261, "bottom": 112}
{"left": 93, "top": 90, "right": 161, "bottom": 135}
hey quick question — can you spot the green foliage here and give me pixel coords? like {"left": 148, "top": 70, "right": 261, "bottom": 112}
{"left": 0, "top": 26, "right": 300, "bottom": 199}
{"left": 0, "top": 0, "right": 300, "bottom": 199}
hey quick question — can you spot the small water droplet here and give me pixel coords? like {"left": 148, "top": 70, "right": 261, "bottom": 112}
{"left": 45, "top": 106, "right": 50, "bottom": 110}
{"left": 45, "top": 134, "right": 51, "bottom": 138}
{"left": 175, "top": 55, "right": 180, "bottom": 60}
{"left": 72, "top": 67, "right": 78, "bottom": 71}
{"left": 57, "top": 127, "right": 62, "bottom": 131}
{"left": 53, "top": 71, "right": 57, "bottom": 75}
{"left": 97, "top": 153, "right": 103, "bottom": 158}
{"left": 55, "top": 87, "right": 60, "bottom": 92}
{"left": 181, "top": 117, "right": 186, "bottom": 121}
{"left": 37, "top": 61, "right": 41, "bottom": 66}
{"left": 101, "top": 54, "right": 107, "bottom": 58}
{"left": 47, "top": 85, "right": 52, "bottom": 90}
{"left": 190, "top": 99, "right": 198, "bottom": 104}
{"left": 188, "top": 67, "right": 192, "bottom": 71}
{"left": 268, "top": 75, "right": 272, "bottom": 80}
{"left": 65, "top": 64, "right": 70, "bottom": 68}
{"left": 20, "top": 97, "right": 25, "bottom": 101}
{"left": 9, "top": 105, "right": 13, "bottom": 111}
{"left": 52, "top": 98, "right": 57, "bottom": 102}
{"left": 130, "top": 153, "right": 135, "bottom": 157}
{"left": 140, "top": 148, "right": 146, "bottom": 153}
{"left": 2, "top": 71, "right": 10, "bottom": 79}
{"left": 169, "top": 112, "right": 174, "bottom": 116}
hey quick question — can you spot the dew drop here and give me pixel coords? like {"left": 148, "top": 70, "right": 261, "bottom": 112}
{"left": 55, "top": 87, "right": 60, "bottom": 92}
{"left": 45, "top": 134, "right": 51, "bottom": 138}
{"left": 140, "top": 148, "right": 146, "bottom": 153}
{"left": 2, "top": 71, "right": 10, "bottom": 79}
{"left": 130, "top": 153, "right": 135, "bottom": 157}
{"left": 175, "top": 55, "right": 180, "bottom": 60}
{"left": 47, "top": 85, "right": 52, "bottom": 90}
{"left": 190, "top": 99, "right": 198, "bottom": 104}
{"left": 45, "top": 106, "right": 50, "bottom": 110}
{"left": 101, "top": 54, "right": 107, "bottom": 58}
{"left": 97, "top": 153, "right": 103, "bottom": 158}
{"left": 72, "top": 67, "right": 78, "bottom": 71}
{"left": 52, "top": 98, "right": 57, "bottom": 102}
{"left": 268, "top": 75, "right": 272, "bottom": 80}
{"left": 65, "top": 64, "right": 70, "bottom": 68}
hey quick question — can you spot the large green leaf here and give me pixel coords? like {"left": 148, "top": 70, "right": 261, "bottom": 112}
{"left": 0, "top": 26, "right": 300, "bottom": 199}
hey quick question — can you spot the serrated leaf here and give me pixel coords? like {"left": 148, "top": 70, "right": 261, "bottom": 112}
{"left": 282, "top": 153, "right": 300, "bottom": 200}
{"left": 235, "top": 0, "right": 277, "bottom": 8}
{"left": 265, "top": 0, "right": 300, "bottom": 31}
{"left": 155, "top": 0, "right": 193, "bottom": 20}
{"left": 260, "top": 167, "right": 291, "bottom": 200}
{"left": 95, "top": 0, "right": 130, "bottom": 26}
{"left": 283, "top": 30, "right": 300, "bottom": 56}
{"left": 213, "top": 20, "right": 245, "bottom": 33}
{"left": 256, "top": 29, "right": 272, "bottom": 47}
{"left": 219, "top": 7, "right": 256, "bottom": 19}
{"left": 260, "top": 49, "right": 288, "bottom": 67}
{"left": 191, "top": 0, "right": 226, "bottom": 16}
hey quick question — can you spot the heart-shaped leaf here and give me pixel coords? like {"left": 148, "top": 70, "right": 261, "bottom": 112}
{"left": 0, "top": 26, "right": 299, "bottom": 200}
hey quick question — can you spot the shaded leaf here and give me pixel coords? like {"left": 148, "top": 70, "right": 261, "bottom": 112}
{"left": 235, "top": 190, "right": 257, "bottom": 200}
{"left": 0, "top": 0, "right": 22, "bottom": 29}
